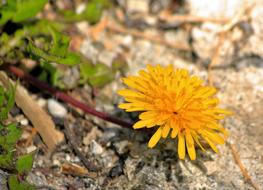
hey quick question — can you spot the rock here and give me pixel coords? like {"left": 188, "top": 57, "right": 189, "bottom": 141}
{"left": 47, "top": 99, "right": 67, "bottom": 118}
{"left": 26, "top": 145, "right": 37, "bottom": 153}
{"left": 187, "top": 0, "right": 245, "bottom": 19}
{"left": 126, "top": 0, "right": 150, "bottom": 14}
{"left": 65, "top": 154, "right": 71, "bottom": 162}
{"left": 114, "top": 140, "right": 129, "bottom": 154}
{"left": 121, "top": 35, "right": 133, "bottom": 47}
{"left": 80, "top": 39, "right": 99, "bottom": 63}
{"left": 100, "top": 149, "right": 119, "bottom": 168}
{"left": 20, "top": 118, "right": 29, "bottom": 126}
{"left": 83, "top": 127, "right": 102, "bottom": 145}
{"left": 37, "top": 98, "right": 46, "bottom": 108}
{"left": 90, "top": 140, "right": 104, "bottom": 155}
{"left": 191, "top": 22, "right": 234, "bottom": 65}
{"left": 53, "top": 159, "right": 60, "bottom": 166}
{"left": 0, "top": 170, "right": 8, "bottom": 190}
{"left": 97, "top": 50, "right": 116, "bottom": 67}
{"left": 62, "top": 66, "right": 80, "bottom": 89}
{"left": 203, "top": 161, "right": 217, "bottom": 175}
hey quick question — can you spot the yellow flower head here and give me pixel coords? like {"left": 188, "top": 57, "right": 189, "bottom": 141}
{"left": 118, "top": 64, "right": 232, "bottom": 160}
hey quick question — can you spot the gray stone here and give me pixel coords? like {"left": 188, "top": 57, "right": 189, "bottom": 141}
{"left": 47, "top": 99, "right": 67, "bottom": 118}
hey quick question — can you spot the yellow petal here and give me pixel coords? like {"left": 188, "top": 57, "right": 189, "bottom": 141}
{"left": 203, "top": 136, "right": 219, "bottom": 153}
{"left": 178, "top": 132, "right": 185, "bottom": 159}
{"left": 213, "top": 108, "right": 233, "bottom": 115}
{"left": 202, "top": 87, "right": 217, "bottom": 97}
{"left": 171, "top": 127, "right": 179, "bottom": 138}
{"left": 118, "top": 103, "right": 147, "bottom": 112}
{"left": 203, "top": 130, "right": 225, "bottom": 144}
{"left": 122, "top": 77, "right": 146, "bottom": 92}
{"left": 162, "top": 124, "right": 170, "bottom": 138}
{"left": 148, "top": 127, "right": 162, "bottom": 148}
{"left": 117, "top": 89, "right": 144, "bottom": 98}
{"left": 191, "top": 131, "right": 205, "bottom": 151}
{"left": 133, "top": 119, "right": 156, "bottom": 129}
{"left": 139, "top": 111, "right": 158, "bottom": 120}
{"left": 203, "top": 98, "right": 219, "bottom": 106}
{"left": 118, "top": 103, "right": 132, "bottom": 109}
{"left": 186, "top": 131, "right": 196, "bottom": 160}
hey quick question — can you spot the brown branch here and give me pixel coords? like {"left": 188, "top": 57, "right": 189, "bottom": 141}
{"left": 230, "top": 144, "right": 260, "bottom": 190}
{"left": 64, "top": 121, "right": 99, "bottom": 172}
{"left": 4, "top": 65, "right": 132, "bottom": 129}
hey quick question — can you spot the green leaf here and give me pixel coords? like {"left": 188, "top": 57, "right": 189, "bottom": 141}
{"left": 84, "top": 0, "right": 111, "bottom": 23}
{"left": 80, "top": 62, "right": 115, "bottom": 87}
{"left": 28, "top": 42, "right": 80, "bottom": 66}
{"left": 39, "top": 61, "right": 61, "bottom": 86}
{"left": 0, "top": 82, "right": 15, "bottom": 121}
{"left": 0, "top": 0, "right": 48, "bottom": 25}
{"left": 8, "top": 175, "right": 36, "bottom": 190}
{"left": 0, "top": 1, "right": 16, "bottom": 26}
{"left": 5, "top": 123, "right": 22, "bottom": 147}
{"left": 61, "top": 0, "right": 111, "bottom": 24}
{"left": 16, "top": 154, "right": 34, "bottom": 174}
{"left": 49, "top": 27, "right": 70, "bottom": 57}
{"left": 112, "top": 55, "right": 128, "bottom": 74}
{"left": 12, "top": 0, "right": 48, "bottom": 22}
{"left": 0, "top": 153, "right": 14, "bottom": 170}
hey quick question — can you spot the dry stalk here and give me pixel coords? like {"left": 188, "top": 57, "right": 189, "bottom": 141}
{"left": 230, "top": 143, "right": 260, "bottom": 190}
{"left": 0, "top": 71, "right": 64, "bottom": 151}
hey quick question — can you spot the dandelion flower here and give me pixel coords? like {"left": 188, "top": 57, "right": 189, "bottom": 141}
{"left": 118, "top": 64, "right": 232, "bottom": 160}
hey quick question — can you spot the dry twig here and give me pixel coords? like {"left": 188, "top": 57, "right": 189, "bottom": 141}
{"left": 107, "top": 20, "right": 190, "bottom": 51}
{"left": 159, "top": 11, "right": 229, "bottom": 24}
{"left": 208, "top": 32, "right": 226, "bottom": 85}
{"left": 0, "top": 71, "right": 64, "bottom": 151}
{"left": 230, "top": 143, "right": 260, "bottom": 190}
{"left": 64, "top": 121, "right": 99, "bottom": 172}
{"left": 208, "top": 3, "right": 255, "bottom": 85}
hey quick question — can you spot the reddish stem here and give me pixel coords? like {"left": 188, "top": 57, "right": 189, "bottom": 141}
{"left": 5, "top": 65, "right": 132, "bottom": 128}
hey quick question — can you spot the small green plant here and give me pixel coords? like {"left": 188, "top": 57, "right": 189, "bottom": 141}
{"left": 61, "top": 0, "right": 111, "bottom": 24}
{"left": 1, "top": 0, "right": 121, "bottom": 89}
{"left": 0, "top": 84, "right": 36, "bottom": 189}
{"left": 0, "top": 0, "right": 47, "bottom": 25}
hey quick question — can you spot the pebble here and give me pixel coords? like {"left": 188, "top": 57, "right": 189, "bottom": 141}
{"left": 66, "top": 154, "right": 71, "bottom": 162}
{"left": 83, "top": 127, "right": 102, "bottom": 145}
{"left": 47, "top": 99, "right": 67, "bottom": 118}
{"left": 203, "top": 161, "right": 218, "bottom": 175}
{"left": 53, "top": 159, "right": 60, "bottom": 166}
{"left": 126, "top": 0, "right": 149, "bottom": 13}
{"left": 26, "top": 145, "right": 37, "bottom": 153}
{"left": 114, "top": 140, "right": 129, "bottom": 154}
{"left": 37, "top": 98, "right": 46, "bottom": 108}
{"left": 20, "top": 118, "right": 29, "bottom": 126}
{"left": 90, "top": 140, "right": 104, "bottom": 155}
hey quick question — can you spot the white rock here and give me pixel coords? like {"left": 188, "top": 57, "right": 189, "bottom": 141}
{"left": 204, "top": 161, "right": 218, "bottom": 175}
{"left": 90, "top": 140, "right": 104, "bottom": 155}
{"left": 26, "top": 145, "right": 37, "bottom": 153}
{"left": 126, "top": 0, "right": 149, "bottom": 13}
{"left": 53, "top": 159, "right": 60, "bottom": 166}
{"left": 122, "top": 35, "right": 133, "bottom": 47}
{"left": 47, "top": 99, "right": 67, "bottom": 118}
{"left": 20, "top": 119, "right": 29, "bottom": 126}
{"left": 187, "top": 0, "right": 245, "bottom": 19}
{"left": 66, "top": 154, "right": 71, "bottom": 162}
{"left": 76, "top": 3, "right": 86, "bottom": 14}
{"left": 37, "top": 98, "right": 46, "bottom": 107}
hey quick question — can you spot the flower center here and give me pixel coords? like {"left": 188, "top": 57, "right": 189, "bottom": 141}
{"left": 173, "top": 111, "right": 178, "bottom": 115}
